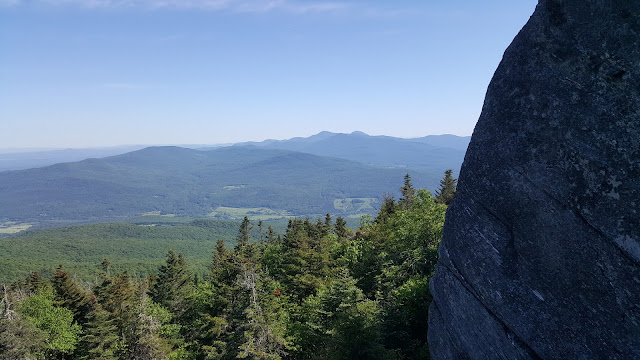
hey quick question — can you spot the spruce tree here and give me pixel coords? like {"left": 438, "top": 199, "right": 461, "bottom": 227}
{"left": 266, "top": 226, "right": 277, "bottom": 243}
{"left": 335, "top": 217, "right": 349, "bottom": 239}
{"left": 236, "top": 216, "right": 252, "bottom": 249}
{"left": 27, "top": 272, "right": 44, "bottom": 294}
{"left": 375, "top": 195, "right": 396, "bottom": 224}
{"left": 435, "top": 169, "right": 457, "bottom": 205}
{"left": 100, "top": 272, "right": 138, "bottom": 348}
{"left": 149, "top": 250, "right": 192, "bottom": 317}
{"left": 130, "top": 291, "right": 170, "bottom": 360}
{"left": 52, "top": 266, "right": 93, "bottom": 326}
{"left": 81, "top": 304, "right": 120, "bottom": 360}
{"left": 0, "top": 315, "right": 46, "bottom": 360}
{"left": 399, "top": 174, "right": 416, "bottom": 208}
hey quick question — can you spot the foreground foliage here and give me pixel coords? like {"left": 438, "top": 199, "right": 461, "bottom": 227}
{"left": 0, "top": 177, "right": 449, "bottom": 359}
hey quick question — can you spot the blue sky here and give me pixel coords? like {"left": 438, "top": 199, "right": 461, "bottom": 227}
{"left": 1, "top": 0, "right": 537, "bottom": 148}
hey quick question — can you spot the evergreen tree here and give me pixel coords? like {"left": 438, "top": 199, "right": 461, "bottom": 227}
{"left": 0, "top": 315, "right": 46, "bottom": 360}
{"left": 300, "top": 269, "right": 386, "bottom": 360}
{"left": 334, "top": 217, "right": 349, "bottom": 239}
{"left": 324, "top": 213, "right": 332, "bottom": 228}
{"left": 278, "top": 219, "right": 333, "bottom": 301}
{"left": 375, "top": 195, "right": 396, "bottom": 224}
{"left": 149, "top": 250, "right": 192, "bottom": 318}
{"left": 237, "top": 274, "right": 290, "bottom": 360}
{"left": 236, "top": 217, "right": 252, "bottom": 249}
{"left": 0, "top": 284, "right": 46, "bottom": 360}
{"left": 180, "top": 280, "right": 228, "bottom": 360}
{"left": 52, "top": 265, "right": 93, "bottom": 326}
{"left": 81, "top": 304, "right": 120, "bottom": 360}
{"left": 101, "top": 258, "right": 111, "bottom": 279}
{"left": 130, "top": 291, "right": 170, "bottom": 360}
{"left": 99, "top": 272, "right": 138, "bottom": 353}
{"left": 27, "top": 272, "right": 44, "bottom": 294}
{"left": 399, "top": 173, "right": 416, "bottom": 208}
{"left": 435, "top": 169, "right": 457, "bottom": 205}
{"left": 266, "top": 226, "right": 277, "bottom": 243}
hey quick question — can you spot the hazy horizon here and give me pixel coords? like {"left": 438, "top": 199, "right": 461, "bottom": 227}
{"left": 0, "top": 130, "right": 471, "bottom": 152}
{"left": 2, "top": 1, "right": 537, "bottom": 148}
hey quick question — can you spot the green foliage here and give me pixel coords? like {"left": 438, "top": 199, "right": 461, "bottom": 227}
{"left": 350, "top": 189, "right": 446, "bottom": 360}
{"left": 434, "top": 169, "right": 457, "bottom": 205}
{"left": 0, "top": 220, "right": 288, "bottom": 284}
{"left": 149, "top": 250, "right": 193, "bottom": 317}
{"left": 0, "top": 177, "right": 447, "bottom": 359}
{"left": 52, "top": 266, "right": 94, "bottom": 326}
{"left": 19, "top": 286, "right": 82, "bottom": 356}
{"left": 300, "top": 269, "right": 387, "bottom": 360}
{"left": 81, "top": 305, "right": 120, "bottom": 360}
{"left": 399, "top": 173, "right": 417, "bottom": 209}
{"left": 0, "top": 315, "right": 47, "bottom": 360}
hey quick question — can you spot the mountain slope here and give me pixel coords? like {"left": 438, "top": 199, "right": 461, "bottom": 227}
{"left": 0, "top": 146, "right": 146, "bottom": 172}
{"left": 233, "top": 131, "right": 469, "bottom": 171}
{"left": 0, "top": 146, "right": 439, "bottom": 222}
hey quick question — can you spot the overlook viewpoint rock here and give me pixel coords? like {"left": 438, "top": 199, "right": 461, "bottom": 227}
{"left": 428, "top": 1, "right": 640, "bottom": 359}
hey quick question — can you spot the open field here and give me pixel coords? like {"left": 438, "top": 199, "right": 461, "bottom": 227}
{"left": 140, "top": 211, "right": 176, "bottom": 217}
{"left": 0, "top": 222, "right": 32, "bottom": 234}
{"left": 333, "top": 198, "right": 379, "bottom": 213}
{"left": 207, "top": 206, "right": 294, "bottom": 220}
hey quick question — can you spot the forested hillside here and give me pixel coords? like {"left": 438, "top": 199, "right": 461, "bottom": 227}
{"left": 0, "top": 219, "right": 284, "bottom": 283}
{"left": 0, "top": 177, "right": 453, "bottom": 359}
{"left": 0, "top": 146, "right": 441, "bottom": 223}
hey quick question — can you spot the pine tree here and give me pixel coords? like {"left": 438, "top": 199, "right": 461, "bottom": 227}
{"left": 434, "top": 169, "right": 457, "bottom": 205}
{"left": 238, "top": 274, "right": 290, "bottom": 360}
{"left": 300, "top": 269, "right": 386, "bottom": 360}
{"left": 324, "top": 213, "right": 332, "bottom": 228}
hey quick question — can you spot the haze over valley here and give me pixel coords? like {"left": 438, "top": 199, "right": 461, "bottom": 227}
{"left": 0, "top": 131, "right": 469, "bottom": 232}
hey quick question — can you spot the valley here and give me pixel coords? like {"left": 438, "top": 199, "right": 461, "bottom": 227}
{"left": 0, "top": 132, "right": 468, "bottom": 231}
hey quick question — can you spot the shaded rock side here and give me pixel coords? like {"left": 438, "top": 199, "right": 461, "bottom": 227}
{"left": 428, "top": 1, "right": 640, "bottom": 359}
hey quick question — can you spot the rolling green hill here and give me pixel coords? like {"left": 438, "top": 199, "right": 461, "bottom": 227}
{"left": 0, "top": 146, "right": 441, "bottom": 223}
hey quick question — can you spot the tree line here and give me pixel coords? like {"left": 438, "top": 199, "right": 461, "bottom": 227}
{"left": 0, "top": 172, "right": 456, "bottom": 360}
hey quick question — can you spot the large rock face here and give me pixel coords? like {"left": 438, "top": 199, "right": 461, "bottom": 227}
{"left": 428, "top": 1, "right": 640, "bottom": 359}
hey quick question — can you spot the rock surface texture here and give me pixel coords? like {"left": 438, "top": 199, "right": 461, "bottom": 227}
{"left": 428, "top": 1, "right": 640, "bottom": 359}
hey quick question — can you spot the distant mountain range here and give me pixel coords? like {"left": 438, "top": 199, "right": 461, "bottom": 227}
{"left": 233, "top": 131, "right": 469, "bottom": 171}
{"left": 0, "top": 132, "right": 469, "bottom": 172}
{"left": 0, "top": 132, "right": 470, "bottom": 224}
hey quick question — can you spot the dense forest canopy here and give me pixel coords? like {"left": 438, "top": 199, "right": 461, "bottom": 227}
{"left": 0, "top": 174, "right": 455, "bottom": 359}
